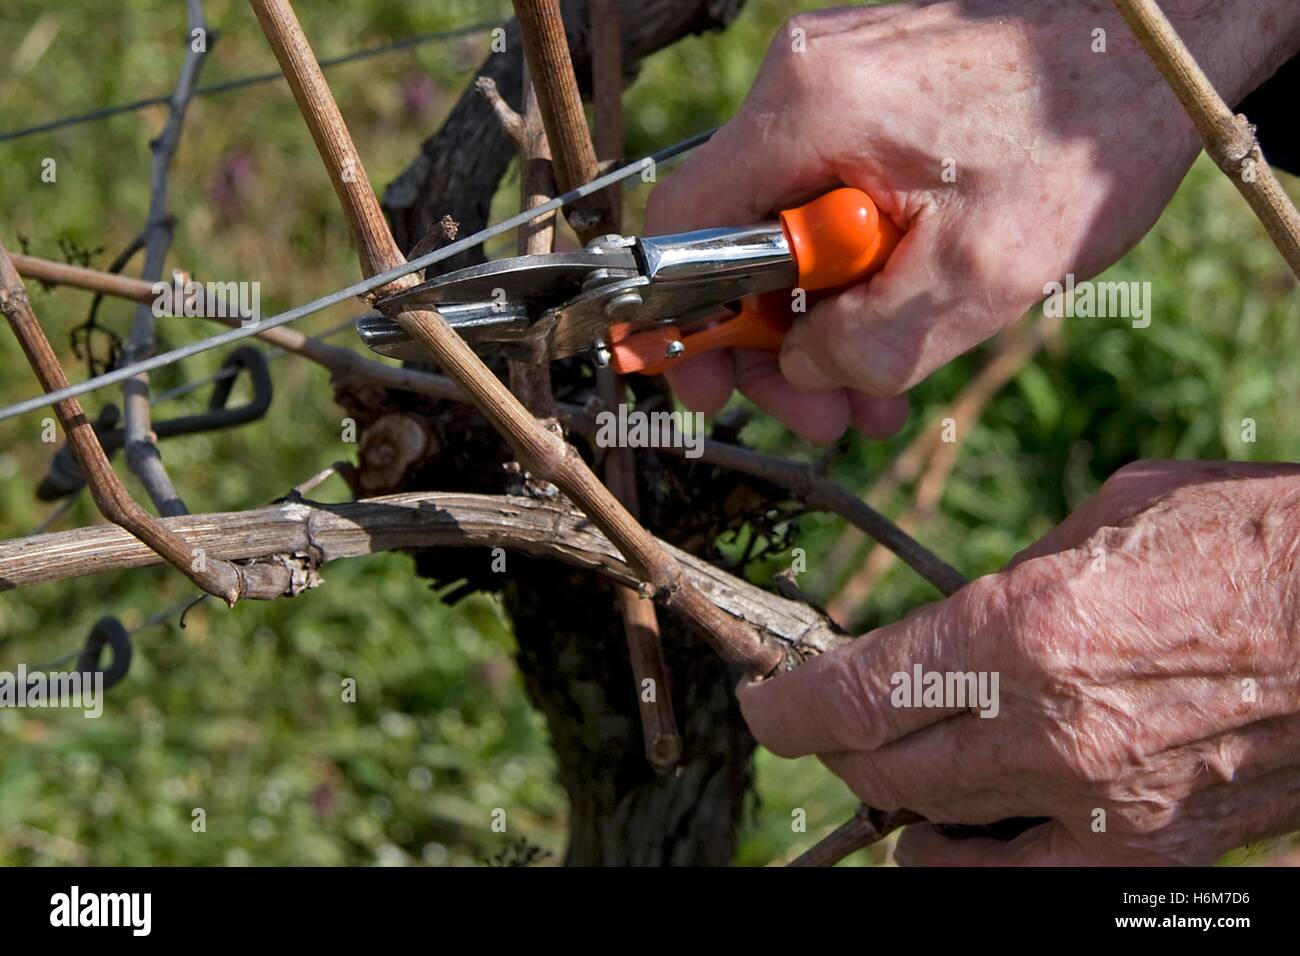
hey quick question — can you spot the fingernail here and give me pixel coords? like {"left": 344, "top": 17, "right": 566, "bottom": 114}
{"left": 780, "top": 348, "right": 839, "bottom": 391}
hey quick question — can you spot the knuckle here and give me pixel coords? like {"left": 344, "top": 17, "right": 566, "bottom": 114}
{"left": 1047, "top": 712, "right": 1125, "bottom": 789}
{"left": 1097, "top": 459, "right": 1158, "bottom": 500}
{"left": 776, "top": 13, "right": 812, "bottom": 54}
{"left": 1107, "top": 459, "right": 1152, "bottom": 483}
{"left": 951, "top": 575, "right": 1010, "bottom": 668}
{"left": 1034, "top": 667, "right": 1150, "bottom": 797}
{"left": 731, "top": 355, "right": 773, "bottom": 397}
{"left": 998, "top": 560, "right": 1080, "bottom": 677}
{"left": 1097, "top": 458, "right": 1198, "bottom": 502}
{"left": 764, "top": 15, "right": 817, "bottom": 91}
{"left": 1103, "top": 785, "right": 1181, "bottom": 837}
{"left": 1026, "top": 688, "right": 1134, "bottom": 801}
{"left": 815, "top": 299, "right": 927, "bottom": 397}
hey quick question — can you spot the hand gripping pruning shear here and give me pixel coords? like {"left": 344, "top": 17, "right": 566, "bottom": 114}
{"left": 357, "top": 188, "right": 901, "bottom": 377}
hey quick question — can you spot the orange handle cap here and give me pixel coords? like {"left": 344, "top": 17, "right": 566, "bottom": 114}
{"left": 780, "top": 187, "right": 901, "bottom": 290}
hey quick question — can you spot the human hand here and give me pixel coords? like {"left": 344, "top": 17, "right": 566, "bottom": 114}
{"left": 645, "top": 0, "right": 1299, "bottom": 443}
{"left": 740, "top": 460, "right": 1300, "bottom": 864}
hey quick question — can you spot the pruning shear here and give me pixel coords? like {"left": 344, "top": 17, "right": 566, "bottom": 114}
{"left": 357, "top": 187, "right": 901, "bottom": 377}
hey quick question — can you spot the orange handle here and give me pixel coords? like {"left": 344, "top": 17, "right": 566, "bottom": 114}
{"left": 611, "top": 187, "right": 900, "bottom": 376}
{"left": 611, "top": 292, "right": 795, "bottom": 376}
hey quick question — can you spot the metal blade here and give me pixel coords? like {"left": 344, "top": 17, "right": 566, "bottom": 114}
{"left": 377, "top": 251, "right": 637, "bottom": 311}
{"left": 356, "top": 301, "right": 532, "bottom": 361}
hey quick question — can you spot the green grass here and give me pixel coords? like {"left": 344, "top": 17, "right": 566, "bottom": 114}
{"left": 1, "top": 0, "right": 1297, "bottom": 865}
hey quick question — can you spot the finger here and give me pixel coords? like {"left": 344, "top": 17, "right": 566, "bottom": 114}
{"left": 849, "top": 391, "right": 909, "bottom": 440}
{"left": 1181, "top": 764, "right": 1300, "bottom": 859}
{"left": 826, "top": 681, "right": 1300, "bottom": 825}
{"left": 890, "top": 721, "right": 1300, "bottom": 867}
{"left": 894, "top": 819, "right": 1086, "bottom": 866}
{"left": 667, "top": 355, "right": 908, "bottom": 441}
{"left": 732, "top": 349, "right": 849, "bottom": 445}
{"left": 662, "top": 350, "right": 735, "bottom": 415}
{"left": 780, "top": 212, "right": 1037, "bottom": 396}
{"left": 1159, "top": 709, "right": 1300, "bottom": 805}
{"left": 819, "top": 711, "right": 1041, "bottom": 821}
{"left": 738, "top": 576, "right": 1006, "bottom": 757}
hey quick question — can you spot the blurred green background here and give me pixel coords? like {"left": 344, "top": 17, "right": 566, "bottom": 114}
{"left": 0, "top": 0, "right": 1297, "bottom": 866}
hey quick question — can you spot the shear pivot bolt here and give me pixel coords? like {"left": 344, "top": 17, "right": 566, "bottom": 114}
{"left": 604, "top": 292, "right": 643, "bottom": 318}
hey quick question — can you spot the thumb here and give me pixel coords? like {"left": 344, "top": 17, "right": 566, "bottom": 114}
{"left": 644, "top": 107, "right": 828, "bottom": 238}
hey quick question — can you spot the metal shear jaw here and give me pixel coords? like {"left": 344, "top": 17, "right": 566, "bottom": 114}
{"left": 374, "top": 250, "right": 638, "bottom": 312}
{"left": 358, "top": 219, "right": 799, "bottom": 365}
{"left": 356, "top": 301, "right": 536, "bottom": 362}
{"left": 361, "top": 247, "right": 639, "bottom": 363}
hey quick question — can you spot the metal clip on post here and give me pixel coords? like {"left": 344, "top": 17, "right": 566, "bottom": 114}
{"left": 37, "top": 345, "right": 274, "bottom": 501}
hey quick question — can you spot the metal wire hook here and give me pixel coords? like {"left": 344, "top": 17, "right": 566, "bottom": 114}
{"left": 36, "top": 345, "right": 273, "bottom": 501}
{"left": 75, "top": 617, "right": 133, "bottom": 691}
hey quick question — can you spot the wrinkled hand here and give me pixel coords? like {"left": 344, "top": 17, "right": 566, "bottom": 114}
{"left": 644, "top": 0, "right": 1273, "bottom": 443}
{"left": 741, "top": 461, "right": 1300, "bottom": 864}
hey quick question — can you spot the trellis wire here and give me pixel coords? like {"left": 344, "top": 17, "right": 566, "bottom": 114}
{"left": 0, "top": 20, "right": 503, "bottom": 143}
{"left": 149, "top": 313, "right": 359, "bottom": 405}
{"left": 0, "top": 127, "right": 716, "bottom": 424}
